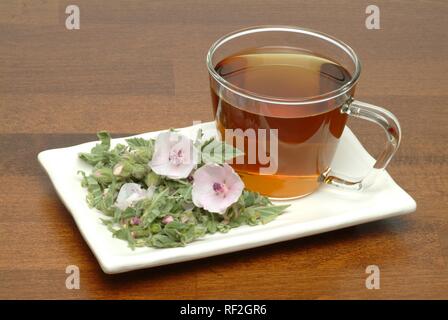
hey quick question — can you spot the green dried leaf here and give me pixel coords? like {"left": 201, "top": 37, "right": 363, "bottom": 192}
{"left": 141, "top": 188, "right": 170, "bottom": 225}
{"left": 244, "top": 205, "right": 290, "bottom": 224}
{"left": 150, "top": 234, "right": 184, "bottom": 248}
{"left": 125, "top": 137, "right": 151, "bottom": 149}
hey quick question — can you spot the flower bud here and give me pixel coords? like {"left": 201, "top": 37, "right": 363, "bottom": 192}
{"left": 162, "top": 215, "right": 174, "bottom": 224}
{"left": 130, "top": 217, "right": 141, "bottom": 225}
{"left": 132, "top": 148, "right": 151, "bottom": 163}
{"left": 144, "top": 171, "right": 160, "bottom": 187}
{"left": 93, "top": 167, "right": 113, "bottom": 185}
{"left": 132, "top": 163, "right": 147, "bottom": 180}
{"left": 113, "top": 161, "right": 133, "bottom": 178}
{"left": 150, "top": 223, "right": 162, "bottom": 234}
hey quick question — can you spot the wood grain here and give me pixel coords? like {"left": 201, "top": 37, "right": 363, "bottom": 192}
{"left": 0, "top": 0, "right": 447, "bottom": 299}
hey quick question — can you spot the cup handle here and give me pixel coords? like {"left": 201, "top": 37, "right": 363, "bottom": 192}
{"left": 323, "top": 99, "right": 401, "bottom": 190}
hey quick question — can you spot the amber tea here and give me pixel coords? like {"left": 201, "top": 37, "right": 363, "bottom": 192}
{"left": 210, "top": 47, "right": 353, "bottom": 198}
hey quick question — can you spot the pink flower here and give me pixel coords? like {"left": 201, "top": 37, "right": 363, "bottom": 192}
{"left": 130, "top": 217, "right": 141, "bottom": 225}
{"left": 148, "top": 131, "right": 198, "bottom": 179}
{"left": 192, "top": 163, "right": 244, "bottom": 214}
{"left": 162, "top": 215, "right": 174, "bottom": 224}
{"left": 115, "top": 183, "right": 154, "bottom": 210}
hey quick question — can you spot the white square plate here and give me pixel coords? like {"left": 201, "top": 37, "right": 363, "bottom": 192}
{"left": 38, "top": 122, "right": 416, "bottom": 274}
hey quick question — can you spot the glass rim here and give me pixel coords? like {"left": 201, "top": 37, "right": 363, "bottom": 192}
{"left": 206, "top": 25, "right": 362, "bottom": 105}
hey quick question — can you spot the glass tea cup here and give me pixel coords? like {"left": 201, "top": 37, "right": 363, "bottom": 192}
{"left": 206, "top": 26, "right": 400, "bottom": 199}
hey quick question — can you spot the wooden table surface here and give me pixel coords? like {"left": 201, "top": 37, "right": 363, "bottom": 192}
{"left": 1, "top": 0, "right": 447, "bottom": 299}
